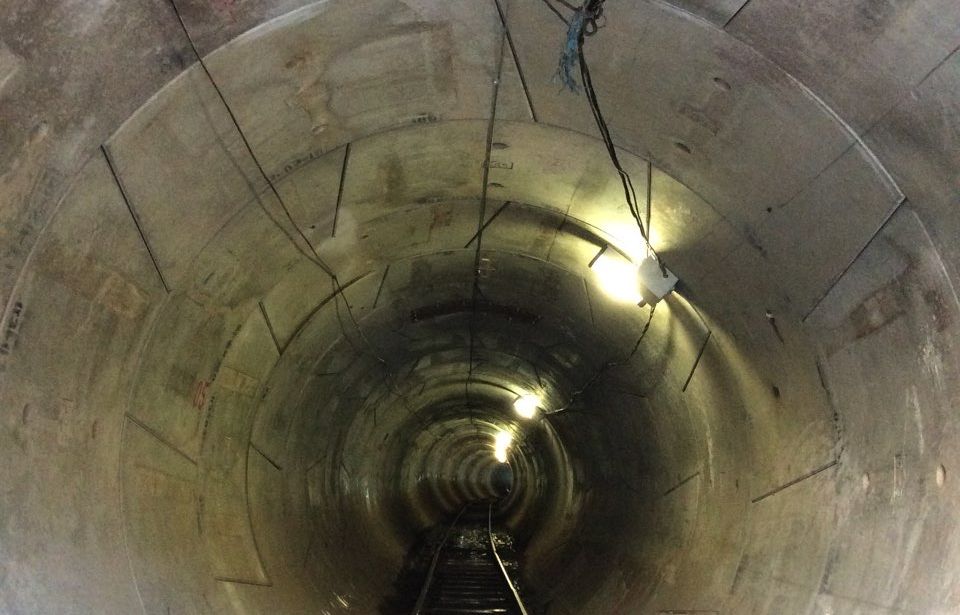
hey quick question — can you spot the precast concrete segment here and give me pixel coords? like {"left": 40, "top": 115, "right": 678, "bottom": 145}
{"left": 1, "top": 1, "right": 960, "bottom": 614}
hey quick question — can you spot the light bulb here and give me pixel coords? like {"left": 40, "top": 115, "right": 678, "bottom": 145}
{"left": 590, "top": 250, "right": 643, "bottom": 304}
{"left": 494, "top": 430, "right": 513, "bottom": 462}
{"left": 513, "top": 394, "right": 541, "bottom": 419}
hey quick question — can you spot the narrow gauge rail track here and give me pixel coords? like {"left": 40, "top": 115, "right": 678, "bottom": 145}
{"left": 411, "top": 502, "right": 529, "bottom": 615}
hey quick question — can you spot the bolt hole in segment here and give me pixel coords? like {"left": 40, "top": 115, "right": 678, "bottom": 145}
{"left": 712, "top": 76, "right": 731, "bottom": 90}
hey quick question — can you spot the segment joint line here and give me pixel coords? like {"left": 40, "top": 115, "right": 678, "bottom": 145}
{"left": 466, "top": 12, "right": 508, "bottom": 398}
{"left": 165, "top": 0, "right": 396, "bottom": 378}
{"left": 101, "top": 145, "right": 171, "bottom": 293}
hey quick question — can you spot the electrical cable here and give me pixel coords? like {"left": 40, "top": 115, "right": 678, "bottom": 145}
{"left": 466, "top": 10, "right": 509, "bottom": 405}
{"left": 548, "top": 302, "right": 656, "bottom": 414}
{"left": 576, "top": 2, "right": 647, "bottom": 243}
{"left": 539, "top": 0, "right": 571, "bottom": 25}
{"left": 165, "top": 0, "right": 399, "bottom": 385}
{"left": 562, "top": 1, "right": 667, "bottom": 274}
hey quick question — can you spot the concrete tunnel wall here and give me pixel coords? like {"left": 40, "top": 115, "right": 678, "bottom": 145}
{"left": 1, "top": 0, "right": 959, "bottom": 613}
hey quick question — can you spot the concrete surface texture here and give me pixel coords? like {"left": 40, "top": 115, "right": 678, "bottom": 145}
{"left": 0, "top": 0, "right": 958, "bottom": 613}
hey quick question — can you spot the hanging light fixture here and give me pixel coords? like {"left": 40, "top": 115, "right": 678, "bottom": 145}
{"left": 636, "top": 254, "right": 678, "bottom": 306}
{"left": 589, "top": 245, "right": 677, "bottom": 306}
{"left": 493, "top": 431, "right": 513, "bottom": 463}
{"left": 513, "top": 393, "right": 541, "bottom": 419}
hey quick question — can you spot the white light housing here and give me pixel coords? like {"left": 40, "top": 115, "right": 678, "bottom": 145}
{"left": 590, "top": 246, "right": 678, "bottom": 306}
{"left": 513, "top": 394, "right": 541, "bottom": 419}
{"left": 636, "top": 256, "right": 678, "bottom": 305}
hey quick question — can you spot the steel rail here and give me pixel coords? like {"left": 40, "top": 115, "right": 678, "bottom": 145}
{"left": 487, "top": 501, "right": 530, "bottom": 615}
{"left": 411, "top": 506, "right": 467, "bottom": 615}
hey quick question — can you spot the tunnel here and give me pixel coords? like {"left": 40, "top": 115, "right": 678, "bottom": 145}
{"left": 2, "top": 0, "right": 960, "bottom": 613}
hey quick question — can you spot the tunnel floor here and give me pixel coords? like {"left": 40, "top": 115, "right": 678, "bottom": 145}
{"left": 381, "top": 502, "right": 530, "bottom": 615}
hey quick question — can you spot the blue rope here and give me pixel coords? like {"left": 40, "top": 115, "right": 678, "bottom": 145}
{"left": 555, "top": 8, "right": 586, "bottom": 92}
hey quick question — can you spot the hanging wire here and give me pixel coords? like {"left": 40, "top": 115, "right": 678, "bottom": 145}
{"left": 540, "top": 0, "right": 570, "bottom": 25}
{"left": 164, "top": 0, "right": 415, "bottom": 391}
{"left": 555, "top": 9, "right": 585, "bottom": 91}
{"left": 548, "top": 302, "right": 656, "bottom": 414}
{"left": 465, "top": 8, "right": 509, "bottom": 406}
{"left": 556, "top": 0, "right": 666, "bottom": 274}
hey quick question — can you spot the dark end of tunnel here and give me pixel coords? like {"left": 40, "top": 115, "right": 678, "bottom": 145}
{"left": 491, "top": 462, "right": 515, "bottom": 497}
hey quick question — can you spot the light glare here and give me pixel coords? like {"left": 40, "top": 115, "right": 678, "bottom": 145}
{"left": 513, "top": 394, "right": 541, "bottom": 419}
{"left": 591, "top": 251, "right": 643, "bottom": 304}
{"left": 494, "top": 431, "right": 513, "bottom": 463}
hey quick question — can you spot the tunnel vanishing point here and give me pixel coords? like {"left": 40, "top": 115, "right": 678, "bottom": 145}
{"left": 2, "top": 0, "right": 960, "bottom": 613}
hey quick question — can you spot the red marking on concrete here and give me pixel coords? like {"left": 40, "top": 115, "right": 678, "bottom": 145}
{"left": 193, "top": 379, "right": 209, "bottom": 410}
{"left": 210, "top": 0, "right": 239, "bottom": 21}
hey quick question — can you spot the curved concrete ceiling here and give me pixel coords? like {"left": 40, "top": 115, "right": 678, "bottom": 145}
{"left": 2, "top": 0, "right": 959, "bottom": 613}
